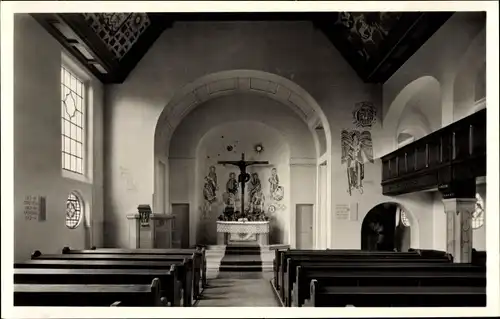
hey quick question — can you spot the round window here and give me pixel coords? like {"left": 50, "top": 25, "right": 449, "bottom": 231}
{"left": 472, "top": 193, "right": 485, "bottom": 229}
{"left": 66, "top": 192, "right": 83, "bottom": 229}
{"left": 401, "top": 210, "right": 411, "bottom": 227}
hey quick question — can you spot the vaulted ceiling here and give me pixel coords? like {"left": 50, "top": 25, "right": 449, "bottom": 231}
{"left": 31, "top": 12, "right": 453, "bottom": 84}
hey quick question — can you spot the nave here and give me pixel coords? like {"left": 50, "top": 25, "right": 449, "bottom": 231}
{"left": 6, "top": 7, "right": 494, "bottom": 312}
{"left": 13, "top": 243, "right": 486, "bottom": 307}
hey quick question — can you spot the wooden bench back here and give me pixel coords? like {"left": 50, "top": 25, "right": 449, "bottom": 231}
{"left": 14, "top": 267, "right": 183, "bottom": 306}
{"left": 307, "top": 280, "right": 486, "bottom": 307}
{"left": 293, "top": 264, "right": 486, "bottom": 307}
{"left": 14, "top": 278, "right": 164, "bottom": 307}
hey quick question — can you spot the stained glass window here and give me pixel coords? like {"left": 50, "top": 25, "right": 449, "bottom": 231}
{"left": 473, "top": 193, "right": 485, "bottom": 229}
{"left": 66, "top": 192, "right": 83, "bottom": 229}
{"left": 401, "top": 210, "right": 411, "bottom": 227}
{"left": 61, "top": 66, "right": 85, "bottom": 174}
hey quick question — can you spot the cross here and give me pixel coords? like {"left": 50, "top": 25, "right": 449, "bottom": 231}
{"left": 218, "top": 153, "right": 269, "bottom": 215}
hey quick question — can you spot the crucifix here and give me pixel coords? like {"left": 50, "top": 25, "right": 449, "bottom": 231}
{"left": 218, "top": 153, "right": 269, "bottom": 215}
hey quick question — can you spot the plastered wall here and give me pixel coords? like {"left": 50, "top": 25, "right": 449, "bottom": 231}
{"left": 13, "top": 14, "right": 104, "bottom": 261}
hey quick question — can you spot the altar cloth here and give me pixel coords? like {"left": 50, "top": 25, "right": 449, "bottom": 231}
{"left": 216, "top": 221, "right": 269, "bottom": 245}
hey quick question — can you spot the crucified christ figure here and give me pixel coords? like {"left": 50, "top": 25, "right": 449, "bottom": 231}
{"left": 218, "top": 153, "right": 269, "bottom": 216}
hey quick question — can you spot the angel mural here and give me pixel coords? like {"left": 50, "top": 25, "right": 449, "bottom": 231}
{"left": 341, "top": 129, "right": 374, "bottom": 195}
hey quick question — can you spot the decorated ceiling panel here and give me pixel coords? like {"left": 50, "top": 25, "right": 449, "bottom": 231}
{"left": 333, "top": 12, "right": 403, "bottom": 61}
{"left": 31, "top": 12, "right": 453, "bottom": 84}
{"left": 82, "top": 13, "right": 151, "bottom": 60}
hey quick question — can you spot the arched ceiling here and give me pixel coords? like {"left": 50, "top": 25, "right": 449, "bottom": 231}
{"left": 31, "top": 12, "right": 452, "bottom": 84}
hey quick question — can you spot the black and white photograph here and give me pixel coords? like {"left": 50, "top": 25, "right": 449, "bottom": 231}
{"left": 1, "top": 1, "right": 498, "bottom": 317}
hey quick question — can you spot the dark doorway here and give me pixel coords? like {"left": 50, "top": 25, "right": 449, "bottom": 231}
{"left": 361, "top": 203, "right": 411, "bottom": 252}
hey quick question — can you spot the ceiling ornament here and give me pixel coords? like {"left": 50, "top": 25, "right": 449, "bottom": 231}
{"left": 82, "top": 13, "right": 151, "bottom": 60}
{"left": 334, "top": 12, "right": 403, "bottom": 61}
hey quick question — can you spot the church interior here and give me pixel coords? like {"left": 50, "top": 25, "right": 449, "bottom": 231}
{"left": 6, "top": 9, "right": 495, "bottom": 309}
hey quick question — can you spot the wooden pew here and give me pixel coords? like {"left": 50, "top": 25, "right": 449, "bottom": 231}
{"left": 274, "top": 249, "right": 451, "bottom": 291}
{"left": 14, "top": 267, "right": 183, "bottom": 306}
{"left": 15, "top": 258, "right": 194, "bottom": 307}
{"left": 305, "top": 280, "right": 486, "bottom": 307}
{"left": 472, "top": 249, "right": 486, "bottom": 266}
{"left": 14, "top": 278, "right": 165, "bottom": 307}
{"left": 280, "top": 254, "right": 452, "bottom": 304}
{"left": 292, "top": 263, "right": 486, "bottom": 307}
{"left": 31, "top": 251, "right": 200, "bottom": 301}
{"left": 63, "top": 246, "right": 207, "bottom": 290}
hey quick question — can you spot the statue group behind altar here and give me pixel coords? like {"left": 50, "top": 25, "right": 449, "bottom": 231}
{"left": 215, "top": 153, "right": 270, "bottom": 245}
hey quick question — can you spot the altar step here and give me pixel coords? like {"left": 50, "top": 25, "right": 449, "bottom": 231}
{"left": 203, "top": 244, "right": 284, "bottom": 273}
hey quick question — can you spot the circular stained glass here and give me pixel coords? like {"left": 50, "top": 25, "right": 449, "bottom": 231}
{"left": 401, "top": 210, "right": 411, "bottom": 227}
{"left": 66, "top": 192, "right": 83, "bottom": 229}
{"left": 472, "top": 193, "right": 485, "bottom": 229}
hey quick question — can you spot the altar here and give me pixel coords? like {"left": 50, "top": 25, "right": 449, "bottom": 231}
{"left": 216, "top": 220, "right": 269, "bottom": 246}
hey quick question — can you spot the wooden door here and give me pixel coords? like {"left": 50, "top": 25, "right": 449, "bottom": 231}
{"left": 296, "top": 204, "right": 314, "bottom": 249}
{"left": 171, "top": 204, "right": 190, "bottom": 248}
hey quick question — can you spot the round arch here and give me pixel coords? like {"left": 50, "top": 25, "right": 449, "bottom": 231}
{"left": 154, "top": 70, "right": 331, "bottom": 158}
{"left": 361, "top": 201, "right": 420, "bottom": 251}
{"left": 153, "top": 70, "right": 333, "bottom": 247}
{"left": 381, "top": 76, "right": 441, "bottom": 156}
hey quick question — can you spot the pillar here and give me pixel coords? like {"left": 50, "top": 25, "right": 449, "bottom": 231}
{"left": 439, "top": 180, "right": 476, "bottom": 263}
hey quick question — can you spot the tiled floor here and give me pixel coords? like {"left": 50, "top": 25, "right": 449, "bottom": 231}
{"left": 196, "top": 272, "right": 279, "bottom": 307}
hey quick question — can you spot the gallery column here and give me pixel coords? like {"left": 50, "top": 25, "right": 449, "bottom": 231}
{"left": 439, "top": 180, "right": 476, "bottom": 263}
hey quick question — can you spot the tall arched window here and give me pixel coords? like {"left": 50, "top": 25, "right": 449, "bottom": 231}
{"left": 66, "top": 192, "right": 83, "bottom": 229}
{"left": 61, "top": 66, "right": 86, "bottom": 175}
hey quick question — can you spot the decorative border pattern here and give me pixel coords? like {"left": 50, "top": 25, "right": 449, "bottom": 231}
{"left": 82, "top": 13, "right": 151, "bottom": 60}
{"left": 217, "top": 221, "right": 270, "bottom": 234}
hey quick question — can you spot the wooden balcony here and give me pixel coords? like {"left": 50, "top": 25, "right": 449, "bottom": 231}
{"left": 381, "top": 109, "right": 486, "bottom": 196}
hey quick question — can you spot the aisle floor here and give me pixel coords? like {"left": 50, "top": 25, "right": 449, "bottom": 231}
{"left": 196, "top": 272, "right": 279, "bottom": 307}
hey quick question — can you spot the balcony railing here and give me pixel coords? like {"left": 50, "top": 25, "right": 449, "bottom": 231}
{"left": 381, "top": 109, "right": 486, "bottom": 196}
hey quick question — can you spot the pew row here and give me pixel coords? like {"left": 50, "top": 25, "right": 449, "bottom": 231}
{"left": 280, "top": 255, "right": 453, "bottom": 305}
{"left": 32, "top": 251, "right": 200, "bottom": 302}
{"left": 274, "top": 249, "right": 451, "bottom": 291}
{"left": 305, "top": 280, "right": 486, "bottom": 307}
{"left": 62, "top": 246, "right": 207, "bottom": 289}
{"left": 14, "top": 267, "right": 183, "bottom": 306}
{"left": 16, "top": 258, "right": 194, "bottom": 306}
{"left": 14, "top": 279, "right": 165, "bottom": 307}
{"left": 291, "top": 263, "right": 486, "bottom": 307}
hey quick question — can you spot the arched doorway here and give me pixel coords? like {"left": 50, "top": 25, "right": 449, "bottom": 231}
{"left": 361, "top": 203, "right": 412, "bottom": 252}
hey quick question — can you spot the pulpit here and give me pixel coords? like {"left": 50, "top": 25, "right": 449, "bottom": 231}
{"left": 126, "top": 205, "right": 175, "bottom": 249}
{"left": 216, "top": 220, "right": 269, "bottom": 246}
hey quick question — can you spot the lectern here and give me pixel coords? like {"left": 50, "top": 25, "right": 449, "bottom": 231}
{"left": 126, "top": 204, "right": 175, "bottom": 249}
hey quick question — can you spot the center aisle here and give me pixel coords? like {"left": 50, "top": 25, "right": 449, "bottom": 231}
{"left": 195, "top": 244, "right": 279, "bottom": 307}
{"left": 196, "top": 272, "right": 279, "bottom": 307}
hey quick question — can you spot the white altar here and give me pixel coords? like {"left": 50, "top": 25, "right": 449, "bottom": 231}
{"left": 216, "top": 221, "right": 269, "bottom": 245}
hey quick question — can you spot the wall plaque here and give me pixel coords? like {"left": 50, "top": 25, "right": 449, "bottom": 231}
{"left": 23, "top": 195, "right": 46, "bottom": 221}
{"left": 335, "top": 204, "right": 350, "bottom": 220}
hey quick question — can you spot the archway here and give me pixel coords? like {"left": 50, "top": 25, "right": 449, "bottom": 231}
{"left": 361, "top": 202, "right": 415, "bottom": 252}
{"left": 154, "top": 70, "right": 332, "bottom": 248}
{"left": 380, "top": 76, "right": 441, "bottom": 157}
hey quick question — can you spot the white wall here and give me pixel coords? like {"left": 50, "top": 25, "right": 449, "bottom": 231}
{"left": 104, "top": 16, "right": 486, "bottom": 250}
{"left": 13, "top": 14, "right": 104, "bottom": 261}
{"left": 104, "top": 20, "right": 369, "bottom": 248}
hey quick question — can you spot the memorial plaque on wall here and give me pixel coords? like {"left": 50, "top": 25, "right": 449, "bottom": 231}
{"left": 23, "top": 195, "right": 46, "bottom": 221}
{"left": 335, "top": 204, "right": 350, "bottom": 220}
